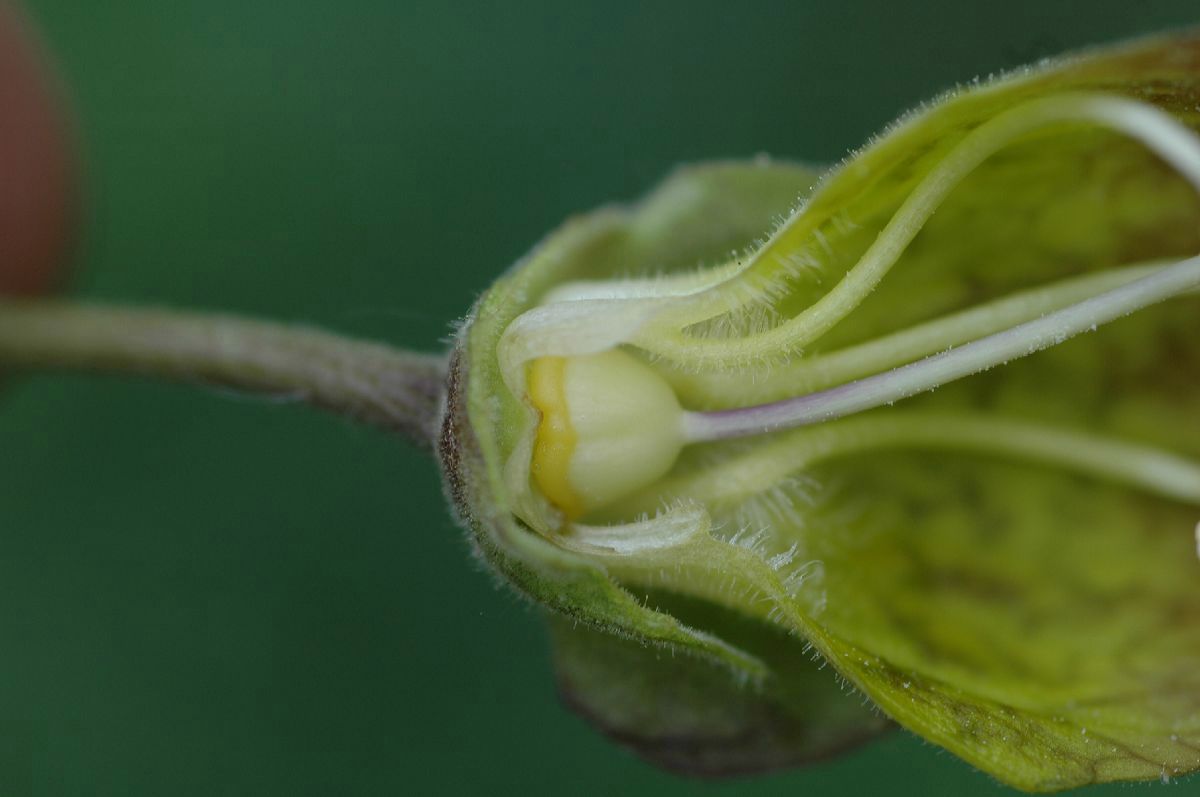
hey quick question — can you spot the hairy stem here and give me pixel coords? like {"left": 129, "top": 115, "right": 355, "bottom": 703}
{"left": 0, "top": 298, "right": 447, "bottom": 448}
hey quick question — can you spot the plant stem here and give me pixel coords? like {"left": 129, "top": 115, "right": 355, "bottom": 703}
{"left": 0, "top": 298, "right": 447, "bottom": 448}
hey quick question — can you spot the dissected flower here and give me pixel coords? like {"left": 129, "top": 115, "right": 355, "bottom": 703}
{"left": 440, "top": 31, "right": 1200, "bottom": 791}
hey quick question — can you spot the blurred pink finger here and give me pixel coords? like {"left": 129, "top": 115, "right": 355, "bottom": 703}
{"left": 0, "top": 2, "right": 74, "bottom": 296}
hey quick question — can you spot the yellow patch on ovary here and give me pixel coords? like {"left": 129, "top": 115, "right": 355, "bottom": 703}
{"left": 527, "top": 350, "right": 687, "bottom": 520}
{"left": 529, "top": 356, "right": 585, "bottom": 519}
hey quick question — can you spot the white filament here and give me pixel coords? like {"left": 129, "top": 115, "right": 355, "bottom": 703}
{"left": 682, "top": 94, "right": 1200, "bottom": 442}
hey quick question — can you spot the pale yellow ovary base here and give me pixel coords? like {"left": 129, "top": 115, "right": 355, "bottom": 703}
{"left": 528, "top": 350, "right": 686, "bottom": 519}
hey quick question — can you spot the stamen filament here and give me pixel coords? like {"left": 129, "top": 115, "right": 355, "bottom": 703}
{"left": 683, "top": 253, "right": 1200, "bottom": 442}
{"left": 638, "top": 93, "right": 1200, "bottom": 366}
{"left": 643, "top": 412, "right": 1200, "bottom": 517}
{"left": 669, "top": 262, "right": 1169, "bottom": 406}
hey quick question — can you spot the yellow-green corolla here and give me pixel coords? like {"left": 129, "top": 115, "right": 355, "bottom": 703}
{"left": 441, "top": 31, "right": 1200, "bottom": 791}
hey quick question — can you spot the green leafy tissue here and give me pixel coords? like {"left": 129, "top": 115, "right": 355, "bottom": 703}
{"left": 438, "top": 31, "right": 1200, "bottom": 792}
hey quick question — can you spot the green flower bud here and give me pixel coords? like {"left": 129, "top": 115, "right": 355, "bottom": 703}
{"left": 439, "top": 31, "right": 1200, "bottom": 791}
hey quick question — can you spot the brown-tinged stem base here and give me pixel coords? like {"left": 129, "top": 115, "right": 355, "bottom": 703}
{"left": 0, "top": 298, "right": 447, "bottom": 448}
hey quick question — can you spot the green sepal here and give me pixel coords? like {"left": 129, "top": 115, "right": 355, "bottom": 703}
{"left": 548, "top": 595, "right": 888, "bottom": 778}
{"left": 438, "top": 161, "right": 822, "bottom": 691}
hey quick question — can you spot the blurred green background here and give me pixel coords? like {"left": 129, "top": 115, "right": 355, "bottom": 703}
{"left": 3, "top": 1, "right": 1198, "bottom": 794}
